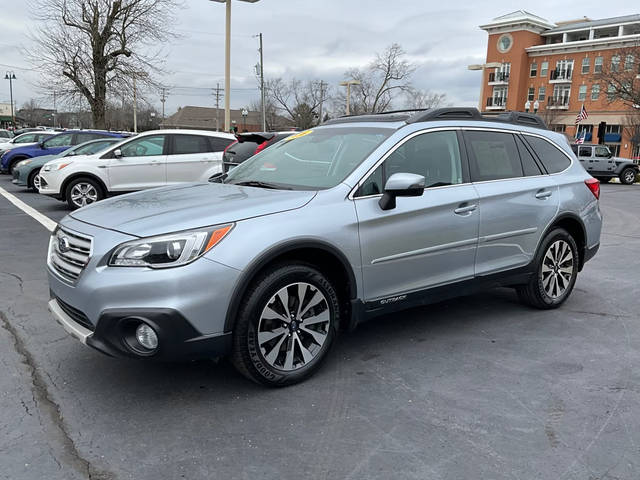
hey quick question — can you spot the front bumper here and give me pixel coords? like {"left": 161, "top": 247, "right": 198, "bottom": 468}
{"left": 38, "top": 170, "right": 64, "bottom": 196}
{"left": 12, "top": 167, "right": 28, "bottom": 186}
{"left": 47, "top": 217, "right": 241, "bottom": 360}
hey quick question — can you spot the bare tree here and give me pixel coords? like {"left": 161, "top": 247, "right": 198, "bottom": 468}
{"left": 249, "top": 98, "right": 279, "bottom": 131}
{"left": 27, "top": 0, "right": 180, "bottom": 128}
{"left": 338, "top": 43, "right": 415, "bottom": 115}
{"left": 595, "top": 44, "right": 640, "bottom": 109}
{"left": 403, "top": 89, "right": 448, "bottom": 110}
{"left": 266, "top": 78, "right": 327, "bottom": 129}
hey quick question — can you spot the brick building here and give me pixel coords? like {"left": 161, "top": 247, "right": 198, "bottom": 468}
{"left": 479, "top": 11, "right": 640, "bottom": 158}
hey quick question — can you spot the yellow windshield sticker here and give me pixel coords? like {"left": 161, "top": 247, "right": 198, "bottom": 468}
{"left": 285, "top": 130, "right": 312, "bottom": 141}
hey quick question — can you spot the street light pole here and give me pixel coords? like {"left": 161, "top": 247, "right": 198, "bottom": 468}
{"left": 209, "top": 0, "right": 262, "bottom": 132}
{"left": 5, "top": 71, "right": 16, "bottom": 128}
{"left": 467, "top": 62, "right": 502, "bottom": 111}
{"left": 133, "top": 74, "right": 138, "bottom": 133}
{"left": 258, "top": 32, "right": 266, "bottom": 131}
{"left": 340, "top": 80, "right": 361, "bottom": 116}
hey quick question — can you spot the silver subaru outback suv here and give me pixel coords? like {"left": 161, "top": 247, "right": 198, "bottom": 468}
{"left": 47, "top": 108, "right": 602, "bottom": 386}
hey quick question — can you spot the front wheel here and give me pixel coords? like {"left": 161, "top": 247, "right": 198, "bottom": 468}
{"left": 28, "top": 168, "right": 42, "bottom": 191}
{"left": 65, "top": 177, "right": 104, "bottom": 210}
{"left": 517, "top": 228, "right": 579, "bottom": 309}
{"left": 620, "top": 167, "right": 636, "bottom": 185}
{"left": 231, "top": 263, "right": 339, "bottom": 386}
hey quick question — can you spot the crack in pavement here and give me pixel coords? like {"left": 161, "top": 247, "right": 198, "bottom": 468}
{"left": 0, "top": 310, "right": 114, "bottom": 480}
{"left": 1, "top": 271, "right": 24, "bottom": 294}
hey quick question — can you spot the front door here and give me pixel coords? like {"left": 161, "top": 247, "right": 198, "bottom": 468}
{"left": 107, "top": 134, "right": 167, "bottom": 191}
{"left": 354, "top": 130, "right": 479, "bottom": 301}
{"left": 593, "top": 145, "right": 615, "bottom": 174}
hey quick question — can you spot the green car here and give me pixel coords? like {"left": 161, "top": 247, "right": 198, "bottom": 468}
{"left": 12, "top": 138, "right": 121, "bottom": 190}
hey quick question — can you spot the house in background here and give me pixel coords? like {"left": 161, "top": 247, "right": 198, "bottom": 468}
{"left": 161, "top": 106, "right": 293, "bottom": 132}
{"left": 479, "top": 11, "right": 640, "bottom": 158}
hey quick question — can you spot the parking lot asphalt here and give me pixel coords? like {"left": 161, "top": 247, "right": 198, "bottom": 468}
{"left": 0, "top": 177, "right": 639, "bottom": 480}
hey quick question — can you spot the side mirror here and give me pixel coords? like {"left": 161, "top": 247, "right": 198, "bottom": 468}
{"left": 379, "top": 173, "right": 425, "bottom": 211}
{"left": 113, "top": 148, "right": 123, "bottom": 158}
{"left": 39, "top": 141, "right": 46, "bottom": 148}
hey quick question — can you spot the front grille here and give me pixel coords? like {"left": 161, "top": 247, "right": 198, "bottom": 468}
{"left": 55, "top": 296, "right": 94, "bottom": 331}
{"left": 49, "top": 227, "right": 93, "bottom": 282}
{"left": 39, "top": 177, "right": 48, "bottom": 188}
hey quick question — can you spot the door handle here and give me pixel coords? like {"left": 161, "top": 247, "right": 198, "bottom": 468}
{"left": 454, "top": 204, "right": 477, "bottom": 215}
{"left": 535, "top": 190, "right": 552, "bottom": 199}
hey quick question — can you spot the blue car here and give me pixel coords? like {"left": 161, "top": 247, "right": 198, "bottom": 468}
{"left": 0, "top": 130, "right": 129, "bottom": 174}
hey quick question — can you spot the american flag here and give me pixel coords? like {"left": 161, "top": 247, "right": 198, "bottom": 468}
{"left": 576, "top": 132, "right": 586, "bottom": 144}
{"left": 575, "top": 104, "right": 588, "bottom": 124}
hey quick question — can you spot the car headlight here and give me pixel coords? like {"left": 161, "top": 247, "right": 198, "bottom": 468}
{"left": 16, "top": 159, "right": 32, "bottom": 168}
{"left": 109, "top": 224, "right": 234, "bottom": 268}
{"left": 43, "top": 162, "right": 71, "bottom": 172}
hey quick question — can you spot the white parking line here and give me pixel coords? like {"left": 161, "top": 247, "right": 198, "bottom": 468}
{"left": 0, "top": 185, "right": 57, "bottom": 232}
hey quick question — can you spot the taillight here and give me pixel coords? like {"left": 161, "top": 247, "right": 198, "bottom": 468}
{"left": 254, "top": 140, "right": 269, "bottom": 155}
{"left": 585, "top": 178, "right": 600, "bottom": 199}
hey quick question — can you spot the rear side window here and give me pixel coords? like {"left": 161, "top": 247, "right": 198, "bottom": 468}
{"left": 465, "top": 131, "right": 523, "bottom": 181}
{"left": 515, "top": 135, "right": 543, "bottom": 176}
{"left": 578, "top": 146, "right": 592, "bottom": 157}
{"left": 209, "top": 137, "right": 235, "bottom": 152}
{"left": 523, "top": 135, "right": 571, "bottom": 173}
{"left": 172, "top": 135, "right": 210, "bottom": 154}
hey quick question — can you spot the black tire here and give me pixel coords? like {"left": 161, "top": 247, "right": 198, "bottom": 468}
{"left": 231, "top": 263, "right": 339, "bottom": 387}
{"left": 595, "top": 176, "right": 610, "bottom": 183}
{"left": 65, "top": 177, "right": 104, "bottom": 210}
{"left": 619, "top": 167, "right": 636, "bottom": 185}
{"left": 8, "top": 157, "right": 26, "bottom": 175}
{"left": 517, "top": 228, "right": 579, "bottom": 309}
{"left": 27, "top": 168, "right": 41, "bottom": 191}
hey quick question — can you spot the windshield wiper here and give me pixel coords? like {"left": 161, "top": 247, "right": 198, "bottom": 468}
{"left": 230, "top": 180, "right": 292, "bottom": 190}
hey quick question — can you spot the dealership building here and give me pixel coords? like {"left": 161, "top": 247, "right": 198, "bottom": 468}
{"left": 479, "top": 11, "right": 640, "bottom": 158}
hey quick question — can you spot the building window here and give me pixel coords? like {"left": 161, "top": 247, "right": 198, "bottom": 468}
{"left": 551, "top": 85, "right": 571, "bottom": 106}
{"left": 594, "top": 56, "right": 603, "bottom": 73}
{"left": 528, "top": 87, "right": 535, "bottom": 101}
{"left": 540, "top": 61, "right": 549, "bottom": 77}
{"left": 605, "top": 124, "right": 621, "bottom": 134}
{"left": 624, "top": 54, "right": 634, "bottom": 71}
{"left": 538, "top": 86, "right": 546, "bottom": 101}
{"left": 489, "top": 86, "right": 508, "bottom": 107}
{"left": 607, "top": 84, "right": 616, "bottom": 101}
{"left": 551, "top": 124, "right": 566, "bottom": 133}
{"left": 591, "top": 84, "right": 600, "bottom": 100}
{"left": 553, "top": 60, "right": 573, "bottom": 80}
{"left": 530, "top": 62, "right": 537, "bottom": 77}
{"left": 606, "top": 144, "right": 621, "bottom": 156}
{"left": 611, "top": 55, "right": 621, "bottom": 72}
{"left": 582, "top": 57, "right": 590, "bottom": 74}
{"left": 578, "top": 85, "right": 587, "bottom": 101}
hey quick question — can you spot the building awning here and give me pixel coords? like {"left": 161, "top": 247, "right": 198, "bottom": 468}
{"left": 604, "top": 133, "right": 622, "bottom": 142}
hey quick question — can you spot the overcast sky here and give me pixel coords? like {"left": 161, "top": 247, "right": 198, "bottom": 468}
{"left": 0, "top": 0, "right": 636, "bottom": 116}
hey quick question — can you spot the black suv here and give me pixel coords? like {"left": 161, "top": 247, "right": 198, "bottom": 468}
{"left": 223, "top": 132, "right": 293, "bottom": 173}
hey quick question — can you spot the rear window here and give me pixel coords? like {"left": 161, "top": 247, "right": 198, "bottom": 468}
{"left": 465, "top": 131, "right": 523, "bottom": 181}
{"left": 224, "top": 141, "right": 261, "bottom": 164}
{"left": 524, "top": 135, "right": 571, "bottom": 173}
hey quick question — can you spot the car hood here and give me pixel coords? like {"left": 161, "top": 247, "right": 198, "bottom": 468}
{"left": 43, "top": 154, "right": 97, "bottom": 169}
{"left": 23, "top": 153, "right": 59, "bottom": 168}
{"left": 70, "top": 182, "right": 317, "bottom": 237}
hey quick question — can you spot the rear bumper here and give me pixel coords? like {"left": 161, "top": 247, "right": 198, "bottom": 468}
{"left": 584, "top": 242, "right": 600, "bottom": 265}
{"left": 49, "top": 297, "right": 233, "bottom": 360}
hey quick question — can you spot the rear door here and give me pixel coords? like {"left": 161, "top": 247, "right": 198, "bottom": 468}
{"left": 106, "top": 134, "right": 167, "bottom": 190}
{"left": 464, "top": 130, "right": 560, "bottom": 276}
{"left": 577, "top": 145, "right": 594, "bottom": 172}
{"left": 166, "top": 134, "right": 223, "bottom": 183}
{"left": 354, "top": 129, "right": 479, "bottom": 301}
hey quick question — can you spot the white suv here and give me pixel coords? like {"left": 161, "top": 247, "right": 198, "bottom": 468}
{"left": 39, "top": 129, "right": 235, "bottom": 209}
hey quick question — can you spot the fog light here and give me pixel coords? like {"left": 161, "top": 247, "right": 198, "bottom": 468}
{"left": 135, "top": 324, "right": 158, "bottom": 350}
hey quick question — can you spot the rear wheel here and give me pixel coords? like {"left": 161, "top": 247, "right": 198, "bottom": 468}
{"left": 28, "top": 168, "right": 42, "bottom": 191}
{"left": 620, "top": 167, "right": 636, "bottom": 185}
{"left": 517, "top": 228, "right": 579, "bottom": 309}
{"left": 231, "top": 263, "right": 339, "bottom": 386}
{"left": 65, "top": 177, "right": 104, "bottom": 210}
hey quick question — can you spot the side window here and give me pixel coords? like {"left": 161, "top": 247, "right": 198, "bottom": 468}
{"left": 515, "top": 135, "right": 543, "bottom": 176}
{"left": 209, "top": 137, "right": 235, "bottom": 152}
{"left": 385, "top": 131, "right": 463, "bottom": 188}
{"left": 120, "top": 135, "right": 166, "bottom": 157}
{"left": 578, "top": 146, "right": 592, "bottom": 157}
{"left": 595, "top": 146, "right": 610, "bottom": 158}
{"left": 355, "top": 164, "right": 384, "bottom": 197}
{"left": 15, "top": 134, "right": 35, "bottom": 143}
{"left": 76, "top": 132, "right": 104, "bottom": 143}
{"left": 465, "top": 131, "right": 523, "bottom": 181}
{"left": 172, "top": 135, "right": 211, "bottom": 155}
{"left": 523, "top": 135, "right": 571, "bottom": 173}
{"left": 44, "top": 133, "right": 74, "bottom": 148}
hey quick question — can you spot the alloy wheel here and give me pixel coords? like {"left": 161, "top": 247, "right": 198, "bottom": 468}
{"left": 540, "top": 240, "right": 574, "bottom": 299}
{"left": 624, "top": 170, "right": 635, "bottom": 184}
{"left": 33, "top": 173, "right": 41, "bottom": 190}
{"left": 257, "top": 282, "right": 331, "bottom": 371}
{"left": 70, "top": 182, "right": 98, "bottom": 208}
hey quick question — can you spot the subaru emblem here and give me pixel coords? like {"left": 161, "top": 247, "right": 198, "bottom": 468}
{"left": 58, "top": 236, "right": 70, "bottom": 253}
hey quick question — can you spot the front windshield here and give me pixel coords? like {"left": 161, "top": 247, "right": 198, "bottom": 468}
{"left": 224, "top": 127, "right": 392, "bottom": 190}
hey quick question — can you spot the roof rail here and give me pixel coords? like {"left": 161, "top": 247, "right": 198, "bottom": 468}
{"left": 407, "top": 107, "right": 483, "bottom": 123}
{"left": 491, "top": 111, "right": 548, "bottom": 130}
{"left": 322, "top": 113, "right": 412, "bottom": 125}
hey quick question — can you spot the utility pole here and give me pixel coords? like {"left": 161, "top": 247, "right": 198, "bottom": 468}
{"left": 133, "top": 74, "right": 138, "bottom": 133}
{"left": 213, "top": 83, "right": 223, "bottom": 131}
{"left": 340, "top": 80, "right": 360, "bottom": 116}
{"left": 160, "top": 87, "right": 167, "bottom": 122}
{"left": 224, "top": 0, "right": 231, "bottom": 131}
{"left": 318, "top": 81, "right": 327, "bottom": 126}
{"left": 258, "top": 33, "right": 266, "bottom": 131}
{"left": 52, "top": 90, "right": 57, "bottom": 128}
